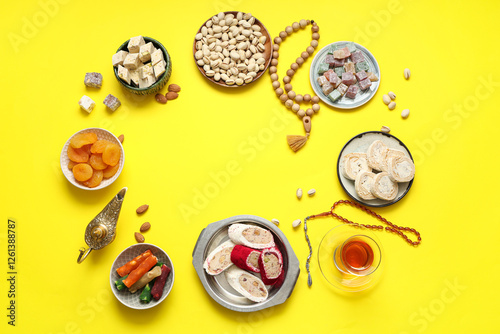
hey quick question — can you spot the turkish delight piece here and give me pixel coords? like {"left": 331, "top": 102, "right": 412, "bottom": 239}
{"left": 356, "top": 61, "right": 370, "bottom": 72}
{"left": 317, "top": 75, "right": 328, "bottom": 86}
{"left": 346, "top": 42, "right": 356, "bottom": 53}
{"left": 103, "top": 94, "right": 121, "bottom": 111}
{"left": 123, "top": 53, "right": 141, "bottom": 70}
{"left": 139, "top": 63, "right": 154, "bottom": 79}
{"left": 230, "top": 245, "right": 261, "bottom": 273}
{"left": 117, "top": 65, "right": 130, "bottom": 85}
{"left": 225, "top": 266, "right": 268, "bottom": 302}
{"left": 84, "top": 72, "right": 102, "bottom": 88}
{"left": 327, "top": 45, "right": 335, "bottom": 54}
{"left": 334, "top": 66, "right": 345, "bottom": 78}
{"left": 359, "top": 78, "right": 372, "bottom": 90}
{"left": 138, "top": 74, "right": 156, "bottom": 88}
{"left": 78, "top": 95, "right": 95, "bottom": 113}
{"left": 325, "top": 54, "right": 336, "bottom": 66}
{"left": 333, "top": 58, "right": 345, "bottom": 67}
{"left": 318, "top": 63, "right": 329, "bottom": 74}
{"left": 340, "top": 46, "right": 351, "bottom": 58}
{"left": 344, "top": 62, "right": 356, "bottom": 74}
{"left": 151, "top": 49, "right": 164, "bottom": 66}
{"left": 355, "top": 70, "right": 368, "bottom": 82}
{"left": 258, "top": 247, "right": 283, "bottom": 285}
{"left": 203, "top": 240, "right": 235, "bottom": 275}
{"left": 337, "top": 83, "right": 348, "bottom": 96}
{"left": 129, "top": 69, "right": 140, "bottom": 86}
{"left": 350, "top": 51, "right": 365, "bottom": 64}
{"left": 328, "top": 89, "right": 342, "bottom": 102}
{"left": 228, "top": 224, "right": 275, "bottom": 249}
{"left": 127, "top": 35, "right": 145, "bottom": 53}
{"left": 322, "top": 82, "right": 334, "bottom": 95}
{"left": 367, "top": 72, "right": 379, "bottom": 82}
{"left": 112, "top": 50, "right": 128, "bottom": 67}
{"left": 342, "top": 72, "right": 357, "bottom": 86}
{"left": 153, "top": 61, "right": 166, "bottom": 80}
{"left": 333, "top": 49, "right": 346, "bottom": 59}
{"left": 323, "top": 69, "right": 335, "bottom": 81}
{"left": 346, "top": 85, "right": 359, "bottom": 99}
{"left": 330, "top": 75, "right": 341, "bottom": 88}
{"left": 139, "top": 42, "right": 155, "bottom": 63}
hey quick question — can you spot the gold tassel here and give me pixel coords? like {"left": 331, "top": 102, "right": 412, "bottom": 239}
{"left": 287, "top": 134, "right": 309, "bottom": 152}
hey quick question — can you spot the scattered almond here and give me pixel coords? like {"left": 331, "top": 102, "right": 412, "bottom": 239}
{"left": 136, "top": 204, "right": 149, "bottom": 214}
{"left": 166, "top": 92, "right": 179, "bottom": 100}
{"left": 155, "top": 93, "right": 167, "bottom": 104}
{"left": 140, "top": 222, "right": 151, "bottom": 232}
{"left": 118, "top": 134, "right": 124, "bottom": 143}
{"left": 168, "top": 84, "right": 181, "bottom": 92}
{"left": 135, "top": 232, "right": 145, "bottom": 243}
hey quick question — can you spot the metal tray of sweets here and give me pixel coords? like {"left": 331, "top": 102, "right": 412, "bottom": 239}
{"left": 192, "top": 215, "right": 300, "bottom": 312}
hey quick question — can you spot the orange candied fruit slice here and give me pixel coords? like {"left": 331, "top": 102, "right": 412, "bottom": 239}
{"left": 70, "top": 132, "right": 98, "bottom": 149}
{"left": 102, "top": 144, "right": 121, "bottom": 167}
{"left": 67, "top": 145, "right": 90, "bottom": 163}
{"left": 91, "top": 140, "right": 111, "bottom": 154}
{"left": 102, "top": 163, "right": 120, "bottom": 179}
{"left": 89, "top": 154, "right": 108, "bottom": 170}
{"left": 83, "top": 170, "right": 103, "bottom": 188}
{"left": 73, "top": 163, "right": 93, "bottom": 182}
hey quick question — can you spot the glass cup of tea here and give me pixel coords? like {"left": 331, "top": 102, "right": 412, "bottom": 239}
{"left": 318, "top": 224, "right": 383, "bottom": 292}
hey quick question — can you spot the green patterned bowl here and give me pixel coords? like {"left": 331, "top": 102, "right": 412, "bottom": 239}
{"left": 113, "top": 37, "right": 172, "bottom": 95}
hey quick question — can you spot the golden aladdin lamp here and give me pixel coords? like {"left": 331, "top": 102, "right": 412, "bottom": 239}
{"left": 77, "top": 187, "right": 127, "bottom": 263}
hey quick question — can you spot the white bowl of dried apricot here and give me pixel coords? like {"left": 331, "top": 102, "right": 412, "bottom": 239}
{"left": 61, "top": 128, "right": 124, "bottom": 190}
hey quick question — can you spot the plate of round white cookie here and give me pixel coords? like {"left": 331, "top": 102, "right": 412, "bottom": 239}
{"left": 337, "top": 131, "right": 415, "bottom": 207}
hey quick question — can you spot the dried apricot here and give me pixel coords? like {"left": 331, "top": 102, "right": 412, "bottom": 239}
{"left": 73, "top": 163, "right": 93, "bottom": 181}
{"left": 89, "top": 154, "right": 108, "bottom": 170}
{"left": 102, "top": 163, "right": 120, "bottom": 179}
{"left": 70, "top": 132, "right": 98, "bottom": 149}
{"left": 68, "top": 160, "right": 77, "bottom": 170}
{"left": 90, "top": 140, "right": 111, "bottom": 154}
{"left": 102, "top": 144, "right": 120, "bottom": 166}
{"left": 67, "top": 145, "right": 90, "bottom": 163}
{"left": 83, "top": 170, "right": 103, "bottom": 188}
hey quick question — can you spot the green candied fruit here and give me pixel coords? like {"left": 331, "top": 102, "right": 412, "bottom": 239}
{"left": 356, "top": 61, "right": 370, "bottom": 72}
{"left": 327, "top": 45, "right": 335, "bottom": 54}
{"left": 318, "top": 63, "right": 330, "bottom": 74}
{"left": 334, "top": 67, "right": 345, "bottom": 78}
{"left": 328, "top": 89, "right": 342, "bottom": 102}
{"left": 346, "top": 42, "right": 356, "bottom": 53}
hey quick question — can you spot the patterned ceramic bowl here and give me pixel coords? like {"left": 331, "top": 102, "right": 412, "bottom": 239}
{"left": 113, "top": 37, "right": 172, "bottom": 95}
{"left": 60, "top": 128, "right": 124, "bottom": 191}
{"left": 110, "top": 243, "right": 175, "bottom": 310}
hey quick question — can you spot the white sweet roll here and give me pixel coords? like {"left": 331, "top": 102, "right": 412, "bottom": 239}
{"left": 367, "top": 140, "right": 388, "bottom": 171}
{"left": 355, "top": 171, "right": 377, "bottom": 200}
{"left": 228, "top": 224, "right": 275, "bottom": 249}
{"left": 203, "top": 240, "right": 235, "bottom": 275}
{"left": 342, "top": 153, "right": 372, "bottom": 180}
{"left": 380, "top": 148, "right": 406, "bottom": 173}
{"left": 371, "top": 172, "right": 399, "bottom": 201}
{"left": 224, "top": 266, "right": 268, "bottom": 303}
{"left": 387, "top": 155, "right": 415, "bottom": 182}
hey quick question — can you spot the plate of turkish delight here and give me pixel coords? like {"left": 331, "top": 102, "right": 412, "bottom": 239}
{"left": 192, "top": 215, "right": 300, "bottom": 312}
{"left": 337, "top": 131, "right": 415, "bottom": 207}
{"left": 310, "top": 41, "right": 380, "bottom": 109}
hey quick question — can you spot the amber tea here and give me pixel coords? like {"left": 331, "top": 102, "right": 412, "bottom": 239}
{"left": 340, "top": 238, "right": 374, "bottom": 273}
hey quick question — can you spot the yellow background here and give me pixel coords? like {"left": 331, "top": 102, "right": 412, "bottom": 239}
{"left": 1, "top": 0, "right": 499, "bottom": 333}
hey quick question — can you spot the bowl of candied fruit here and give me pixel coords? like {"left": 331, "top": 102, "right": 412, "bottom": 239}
{"left": 60, "top": 128, "right": 125, "bottom": 190}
